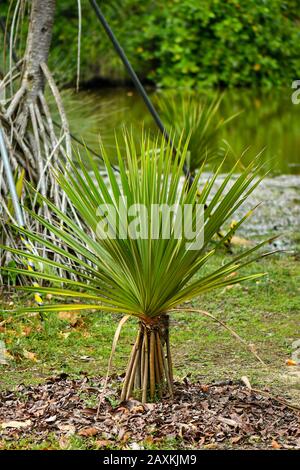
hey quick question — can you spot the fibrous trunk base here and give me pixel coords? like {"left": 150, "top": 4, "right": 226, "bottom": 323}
{"left": 121, "top": 315, "right": 173, "bottom": 403}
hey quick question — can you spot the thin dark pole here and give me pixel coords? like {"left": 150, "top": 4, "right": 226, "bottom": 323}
{"left": 89, "top": 0, "right": 192, "bottom": 182}
{"left": 89, "top": 0, "right": 170, "bottom": 141}
{"left": 87, "top": 2, "right": 234, "bottom": 247}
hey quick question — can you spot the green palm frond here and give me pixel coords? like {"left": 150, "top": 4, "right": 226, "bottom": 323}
{"left": 2, "top": 131, "right": 272, "bottom": 319}
{"left": 158, "top": 94, "right": 240, "bottom": 173}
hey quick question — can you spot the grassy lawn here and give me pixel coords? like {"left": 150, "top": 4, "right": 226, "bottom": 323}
{"left": 1, "top": 249, "right": 300, "bottom": 449}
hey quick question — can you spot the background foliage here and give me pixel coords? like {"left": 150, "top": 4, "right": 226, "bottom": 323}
{"left": 48, "top": 0, "right": 300, "bottom": 88}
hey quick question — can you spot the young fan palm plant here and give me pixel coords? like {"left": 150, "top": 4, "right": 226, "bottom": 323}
{"left": 158, "top": 95, "right": 239, "bottom": 174}
{"left": 2, "top": 132, "right": 271, "bottom": 403}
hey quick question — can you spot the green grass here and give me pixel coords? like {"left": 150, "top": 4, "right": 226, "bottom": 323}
{"left": 1, "top": 250, "right": 300, "bottom": 449}
{"left": 0, "top": 434, "right": 183, "bottom": 451}
{"left": 1, "top": 250, "right": 299, "bottom": 387}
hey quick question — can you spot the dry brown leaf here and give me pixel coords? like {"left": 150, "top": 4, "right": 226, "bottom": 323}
{"left": 131, "top": 405, "right": 145, "bottom": 414}
{"left": 226, "top": 272, "right": 238, "bottom": 279}
{"left": 78, "top": 427, "right": 98, "bottom": 437}
{"left": 59, "top": 331, "right": 71, "bottom": 339}
{"left": 118, "top": 428, "right": 126, "bottom": 440}
{"left": 225, "top": 283, "right": 241, "bottom": 290}
{"left": 218, "top": 416, "right": 238, "bottom": 427}
{"left": 45, "top": 415, "right": 57, "bottom": 423}
{"left": 28, "top": 312, "right": 40, "bottom": 318}
{"left": 144, "top": 403, "right": 156, "bottom": 411}
{"left": 286, "top": 359, "right": 297, "bottom": 366}
{"left": 231, "top": 436, "right": 242, "bottom": 444}
{"left": 23, "top": 349, "right": 38, "bottom": 362}
{"left": 144, "top": 436, "right": 155, "bottom": 445}
{"left": 4, "top": 350, "right": 14, "bottom": 360}
{"left": 231, "top": 235, "right": 252, "bottom": 247}
{"left": 1, "top": 420, "right": 31, "bottom": 429}
{"left": 21, "top": 326, "right": 32, "bottom": 337}
{"left": 271, "top": 440, "right": 281, "bottom": 449}
{"left": 58, "top": 311, "right": 79, "bottom": 326}
{"left": 96, "top": 439, "right": 110, "bottom": 448}
{"left": 57, "top": 423, "right": 76, "bottom": 434}
{"left": 115, "top": 406, "right": 130, "bottom": 415}
{"left": 204, "top": 443, "right": 218, "bottom": 449}
{"left": 0, "top": 341, "right": 9, "bottom": 365}
{"left": 129, "top": 442, "right": 143, "bottom": 450}
{"left": 59, "top": 436, "right": 70, "bottom": 449}
{"left": 0, "top": 316, "right": 12, "bottom": 327}
{"left": 0, "top": 376, "right": 298, "bottom": 449}
{"left": 241, "top": 376, "right": 252, "bottom": 390}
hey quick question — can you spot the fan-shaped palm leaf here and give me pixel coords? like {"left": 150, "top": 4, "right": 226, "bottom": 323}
{"left": 2, "top": 131, "right": 273, "bottom": 402}
{"left": 158, "top": 94, "right": 240, "bottom": 173}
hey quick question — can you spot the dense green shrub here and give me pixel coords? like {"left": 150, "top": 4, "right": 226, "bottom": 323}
{"left": 136, "top": 0, "right": 300, "bottom": 88}
{"left": 2, "top": 0, "right": 300, "bottom": 88}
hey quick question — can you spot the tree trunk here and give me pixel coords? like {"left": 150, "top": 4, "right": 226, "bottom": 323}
{"left": 22, "top": 0, "right": 56, "bottom": 103}
{"left": 0, "top": 0, "right": 72, "bottom": 272}
{"left": 1, "top": 0, "right": 58, "bottom": 185}
{"left": 121, "top": 315, "right": 174, "bottom": 403}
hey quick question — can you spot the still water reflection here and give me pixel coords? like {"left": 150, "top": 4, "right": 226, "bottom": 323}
{"left": 65, "top": 88, "right": 300, "bottom": 175}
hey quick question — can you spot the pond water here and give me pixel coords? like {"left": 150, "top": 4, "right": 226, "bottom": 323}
{"left": 66, "top": 87, "right": 300, "bottom": 175}
{"left": 58, "top": 87, "right": 300, "bottom": 246}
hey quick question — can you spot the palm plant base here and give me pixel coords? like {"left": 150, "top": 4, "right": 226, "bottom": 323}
{"left": 121, "top": 315, "right": 174, "bottom": 403}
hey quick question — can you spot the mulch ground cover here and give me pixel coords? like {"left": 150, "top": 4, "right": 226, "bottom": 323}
{"left": 0, "top": 374, "right": 299, "bottom": 449}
